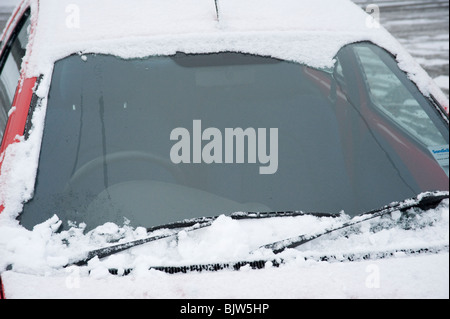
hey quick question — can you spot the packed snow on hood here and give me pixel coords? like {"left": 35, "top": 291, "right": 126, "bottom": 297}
{"left": 0, "top": 197, "right": 448, "bottom": 299}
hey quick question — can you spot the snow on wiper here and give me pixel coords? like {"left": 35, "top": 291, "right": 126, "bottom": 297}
{"left": 66, "top": 211, "right": 337, "bottom": 267}
{"left": 106, "top": 192, "right": 449, "bottom": 276}
{"left": 67, "top": 219, "right": 215, "bottom": 267}
{"left": 255, "top": 191, "right": 449, "bottom": 255}
{"left": 108, "top": 244, "right": 448, "bottom": 276}
{"left": 145, "top": 211, "right": 336, "bottom": 233}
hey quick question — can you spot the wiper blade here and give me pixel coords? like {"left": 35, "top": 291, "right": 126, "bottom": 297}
{"left": 108, "top": 243, "right": 449, "bottom": 276}
{"left": 67, "top": 219, "right": 216, "bottom": 267}
{"left": 255, "top": 191, "right": 449, "bottom": 254}
{"left": 146, "top": 211, "right": 336, "bottom": 233}
{"left": 66, "top": 211, "right": 335, "bottom": 267}
{"left": 65, "top": 192, "right": 447, "bottom": 268}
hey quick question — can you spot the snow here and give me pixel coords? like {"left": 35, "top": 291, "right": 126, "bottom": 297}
{"left": 0, "top": 199, "right": 448, "bottom": 298}
{"left": 0, "top": 0, "right": 21, "bottom": 6}
{"left": 0, "top": 0, "right": 449, "bottom": 299}
{"left": 2, "top": 252, "right": 449, "bottom": 299}
{"left": 21, "top": 0, "right": 448, "bottom": 109}
{"left": 0, "top": 97, "right": 45, "bottom": 220}
{"left": 434, "top": 76, "right": 449, "bottom": 91}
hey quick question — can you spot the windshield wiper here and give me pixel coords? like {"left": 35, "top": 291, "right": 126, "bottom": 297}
{"left": 255, "top": 191, "right": 449, "bottom": 254}
{"left": 66, "top": 211, "right": 336, "bottom": 267}
{"left": 131, "top": 191, "right": 448, "bottom": 276}
{"left": 65, "top": 192, "right": 448, "bottom": 268}
{"left": 107, "top": 243, "right": 449, "bottom": 276}
{"left": 67, "top": 218, "right": 215, "bottom": 267}
{"left": 104, "top": 192, "right": 449, "bottom": 275}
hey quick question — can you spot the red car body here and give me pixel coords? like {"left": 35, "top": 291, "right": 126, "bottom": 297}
{"left": 1, "top": 2, "right": 37, "bottom": 299}
{"left": 0, "top": 3, "right": 37, "bottom": 170}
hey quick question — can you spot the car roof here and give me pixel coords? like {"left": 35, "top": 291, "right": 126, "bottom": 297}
{"left": 34, "top": 0, "right": 371, "bottom": 36}
{"left": 7, "top": 0, "right": 449, "bottom": 110}
{"left": 24, "top": 0, "right": 387, "bottom": 69}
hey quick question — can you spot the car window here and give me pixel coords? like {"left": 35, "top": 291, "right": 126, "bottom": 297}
{"left": 0, "top": 10, "right": 31, "bottom": 143}
{"left": 353, "top": 45, "right": 446, "bottom": 148}
{"left": 19, "top": 47, "right": 448, "bottom": 231}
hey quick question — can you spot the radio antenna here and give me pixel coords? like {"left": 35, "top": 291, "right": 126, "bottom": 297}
{"left": 214, "top": 0, "right": 220, "bottom": 21}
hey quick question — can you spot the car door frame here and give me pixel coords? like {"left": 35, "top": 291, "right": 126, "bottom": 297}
{"left": 0, "top": 1, "right": 38, "bottom": 155}
{"left": 0, "top": 0, "right": 38, "bottom": 300}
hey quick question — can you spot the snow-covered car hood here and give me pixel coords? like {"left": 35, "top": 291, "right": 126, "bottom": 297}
{"left": 2, "top": 253, "right": 448, "bottom": 299}
{"left": 1, "top": 196, "right": 448, "bottom": 299}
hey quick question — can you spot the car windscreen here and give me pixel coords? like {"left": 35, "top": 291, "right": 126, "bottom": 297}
{"left": 19, "top": 43, "right": 449, "bottom": 230}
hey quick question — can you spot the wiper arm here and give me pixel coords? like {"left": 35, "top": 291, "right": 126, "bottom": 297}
{"left": 110, "top": 243, "right": 448, "bottom": 276}
{"left": 145, "top": 211, "right": 336, "bottom": 233}
{"left": 65, "top": 192, "right": 447, "bottom": 268}
{"left": 255, "top": 191, "right": 449, "bottom": 254}
{"left": 67, "top": 218, "right": 216, "bottom": 267}
{"left": 63, "top": 192, "right": 447, "bottom": 270}
{"left": 66, "top": 211, "right": 335, "bottom": 267}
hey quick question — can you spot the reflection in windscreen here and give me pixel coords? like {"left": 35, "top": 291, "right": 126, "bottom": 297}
{"left": 20, "top": 48, "right": 449, "bottom": 230}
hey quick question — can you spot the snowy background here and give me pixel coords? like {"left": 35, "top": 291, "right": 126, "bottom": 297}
{"left": 353, "top": 0, "right": 449, "bottom": 97}
{"left": 1, "top": 0, "right": 449, "bottom": 97}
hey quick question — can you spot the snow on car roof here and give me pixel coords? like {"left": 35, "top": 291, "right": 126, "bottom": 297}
{"left": 27, "top": 0, "right": 386, "bottom": 69}
{"left": 18, "top": 0, "right": 447, "bottom": 109}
